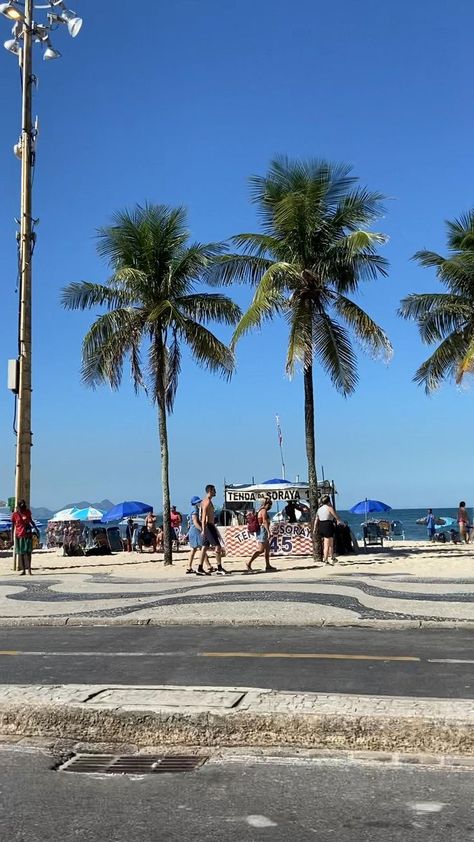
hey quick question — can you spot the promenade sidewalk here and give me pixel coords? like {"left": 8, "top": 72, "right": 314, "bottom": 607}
{"left": 0, "top": 541, "right": 473, "bottom": 627}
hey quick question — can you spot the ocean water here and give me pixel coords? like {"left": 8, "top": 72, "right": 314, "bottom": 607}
{"left": 339, "top": 507, "right": 466, "bottom": 542}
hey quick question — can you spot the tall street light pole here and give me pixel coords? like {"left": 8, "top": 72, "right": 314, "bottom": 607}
{"left": 1, "top": 0, "right": 83, "bottom": 569}
{"left": 15, "top": 0, "right": 34, "bottom": 513}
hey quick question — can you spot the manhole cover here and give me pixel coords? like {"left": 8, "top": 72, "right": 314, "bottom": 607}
{"left": 58, "top": 754, "right": 207, "bottom": 775}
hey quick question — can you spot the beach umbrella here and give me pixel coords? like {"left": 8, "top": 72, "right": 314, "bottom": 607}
{"left": 435, "top": 516, "right": 456, "bottom": 532}
{"left": 50, "top": 506, "right": 79, "bottom": 522}
{"left": 349, "top": 498, "right": 391, "bottom": 522}
{"left": 70, "top": 506, "right": 104, "bottom": 521}
{"left": 101, "top": 501, "right": 153, "bottom": 523}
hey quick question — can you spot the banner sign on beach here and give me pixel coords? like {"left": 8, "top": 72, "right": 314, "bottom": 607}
{"left": 225, "top": 487, "right": 308, "bottom": 503}
{"left": 219, "top": 523, "right": 312, "bottom": 557}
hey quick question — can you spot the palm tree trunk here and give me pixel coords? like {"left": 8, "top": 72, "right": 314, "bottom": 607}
{"left": 303, "top": 358, "right": 321, "bottom": 563}
{"left": 155, "top": 342, "right": 172, "bottom": 565}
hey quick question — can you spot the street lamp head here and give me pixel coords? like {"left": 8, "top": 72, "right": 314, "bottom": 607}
{"left": 4, "top": 36, "right": 20, "bottom": 53}
{"left": 43, "top": 39, "right": 61, "bottom": 59}
{"left": 0, "top": 2, "right": 24, "bottom": 20}
{"left": 48, "top": 5, "right": 83, "bottom": 38}
{"left": 60, "top": 8, "right": 82, "bottom": 37}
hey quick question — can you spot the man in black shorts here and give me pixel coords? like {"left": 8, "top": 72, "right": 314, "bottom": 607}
{"left": 199, "top": 484, "right": 230, "bottom": 575}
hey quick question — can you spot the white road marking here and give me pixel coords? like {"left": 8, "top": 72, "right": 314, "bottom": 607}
{"left": 408, "top": 802, "right": 446, "bottom": 814}
{"left": 428, "top": 658, "right": 474, "bottom": 665}
{"left": 2, "top": 651, "right": 474, "bottom": 665}
{"left": 246, "top": 815, "right": 278, "bottom": 828}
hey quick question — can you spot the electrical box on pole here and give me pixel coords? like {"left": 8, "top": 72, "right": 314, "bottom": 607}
{"left": 7, "top": 359, "right": 18, "bottom": 393}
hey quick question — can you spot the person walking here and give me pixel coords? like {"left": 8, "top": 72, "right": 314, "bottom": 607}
{"left": 12, "top": 499, "right": 36, "bottom": 575}
{"left": 426, "top": 509, "right": 436, "bottom": 542}
{"left": 457, "top": 501, "right": 470, "bottom": 544}
{"left": 245, "top": 498, "right": 277, "bottom": 573}
{"left": 198, "top": 484, "right": 230, "bottom": 575}
{"left": 186, "top": 496, "right": 204, "bottom": 574}
{"left": 314, "top": 495, "right": 342, "bottom": 565}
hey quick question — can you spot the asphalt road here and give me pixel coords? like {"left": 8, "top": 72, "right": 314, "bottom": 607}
{"left": 1, "top": 626, "right": 474, "bottom": 697}
{"left": 1, "top": 747, "right": 473, "bottom": 842}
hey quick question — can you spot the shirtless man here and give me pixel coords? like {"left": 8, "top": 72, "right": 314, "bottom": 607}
{"left": 199, "top": 484, "right": 230, "bottom": 575}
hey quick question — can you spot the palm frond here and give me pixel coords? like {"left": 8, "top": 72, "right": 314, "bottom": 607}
{"left": 455, "top": 335, "right": 474, "bottom": 383}
{"left": 285, "top": 298, "right": 312, "bottom": 376}
{"left": 412, "top": 250, "right": 445, "bottom": 268}
{"left": 330, "top": 188, "right": 386, "bottom": 232}
{"left": 232, "top": 263, "right": 295, "bottom": 345}
{"left": 338, "top": 230, "right": 389, "bottom": 254}
{"left": 230, "top": 233, "right": 282, "bottom": 257}
{"left": 413, "top": 330, "right": 471, "bottom": 393}
{"left": 334, "top": 295, "right": 392, "bottom": 360}
{"left": 204, "top": 254, "right": 273, "bottom": 287}
{"left": 170, "top": 241, "right": 225, "bottom": 290}
{"left": 61, "top": 282, "right": 132, "bottom": 311}
{"left": 313, "top": 312, "right": 358, "bottom": 395}
{"left": 164, "top": 330, "right": 181, "bottom": 411}
{"left": 446, "top": 210, "right": 474, "bottom": 251}
{"left": 96, "top": 203, "right": 189, "bottom": 281}
{"left": 180, "top": 319, "right": 235, "bottom": 379}
{"left": 81, "top": 308, "right": 146, "bottom": 391}
{"left": 398, "top": 293, "right": 469, "bottom": 335}
{"left": 177, "top": 293, "right": 242, "bottom": 325}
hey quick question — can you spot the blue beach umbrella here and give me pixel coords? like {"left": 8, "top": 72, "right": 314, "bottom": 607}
{"left": 349, "top": 498, "right": 391, "bottom": 521}
{"left": 71, "top": 506, "right": 104, "bottom": 521}
{"left": 101, "top": 501, "right": 153, "bottom": 523}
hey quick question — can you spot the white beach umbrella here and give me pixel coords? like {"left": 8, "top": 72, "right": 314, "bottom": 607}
{"left": 50, "top": 507, "right": 79, "bottom": 521}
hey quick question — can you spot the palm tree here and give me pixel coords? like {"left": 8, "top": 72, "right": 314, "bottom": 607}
{"left": 399, "top": 210, "right": 474, "bottom": 391}
{"left": 207, "top": 157, "right": 392, "bottom": 559}
{"left": 62, "top": 203, "right": 241, "bottom": 564}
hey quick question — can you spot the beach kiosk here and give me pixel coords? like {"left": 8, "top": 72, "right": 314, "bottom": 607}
{"left": 220, "top": 478, "right": 336, "bottom": 558}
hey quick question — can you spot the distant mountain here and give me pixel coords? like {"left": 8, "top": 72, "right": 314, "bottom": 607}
{"left": 63, "top": 499, "right": 115, "bottom": 512}
{"left": 31, "top": 506, "right": 55, "bottom": 521}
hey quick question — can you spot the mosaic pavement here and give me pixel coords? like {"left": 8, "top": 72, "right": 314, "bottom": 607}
{"left": 1, "top": 571, "right": 474, "bottom": 623}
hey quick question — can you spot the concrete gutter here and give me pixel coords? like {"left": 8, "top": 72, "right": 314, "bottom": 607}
{"left": 1, "top": 683, "right": 474, "bottom": 755}
{"left": 1, "top": 617, "right": 474, "bottom": 630}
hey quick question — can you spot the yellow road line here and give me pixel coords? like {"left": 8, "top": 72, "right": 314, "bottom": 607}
{"left": 200, "top": 652, "right": 420, "bottom": 662}
{"left": 0, "top": 651, "right": 19, "bottom": 656}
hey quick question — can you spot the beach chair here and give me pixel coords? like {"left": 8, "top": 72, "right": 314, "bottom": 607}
{"left": 363, "top": 521, "right": 384, "bottom": 549}
{"left": 388, "top": 520, "right": 405, "bottom": 540}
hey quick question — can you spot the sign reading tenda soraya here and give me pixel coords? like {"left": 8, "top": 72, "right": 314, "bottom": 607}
{"left": 225, "top": 486, "right": 309, "bottom": 503}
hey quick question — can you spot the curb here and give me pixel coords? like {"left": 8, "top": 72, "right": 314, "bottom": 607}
{"left": 1, "top": 617, "right": 474, "bottom": 630}
{"left": 1, "top": 703, "right": 474, "bottom": 755}
{"left": 1, "top": 685, "right": 474, "bottom": 755}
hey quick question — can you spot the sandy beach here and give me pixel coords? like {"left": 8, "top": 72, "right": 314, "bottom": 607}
{"left": 1, "top": 539, "right": 472, "bottom": 581}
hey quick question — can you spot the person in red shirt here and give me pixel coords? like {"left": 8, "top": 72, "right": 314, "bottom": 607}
{"left": 11, "top": 499, "right": 36, "bottom": 575}
{"left": 170, "top": 505, "right": 182, "bottom": 552}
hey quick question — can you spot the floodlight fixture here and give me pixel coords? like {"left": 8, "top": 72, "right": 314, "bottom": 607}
{"left": 48, "top": 4, "right": 82, "bottom": 37}
{"left": 43, "top": 39, "right": 61, "bottom": 59}
{"left": 0, "top": 2, "right": 24, "bottom": 20}
{"left": 60, "top": 8, "right": 81, "bottom": 37}
{"left": 4, "top": 35, "right": 20, "bottom": 52}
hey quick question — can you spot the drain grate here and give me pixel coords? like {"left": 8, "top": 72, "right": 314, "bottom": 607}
{"left": 58, "top": 754, "right": 207, "bottom": 775}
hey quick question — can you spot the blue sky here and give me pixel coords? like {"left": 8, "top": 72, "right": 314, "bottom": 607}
{"left": 0, "top": 0, "right": 473, "bottom": 512}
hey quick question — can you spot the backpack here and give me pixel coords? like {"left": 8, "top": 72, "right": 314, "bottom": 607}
{"left": 246, "top": 511, "right": 260, "bottom": 534}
